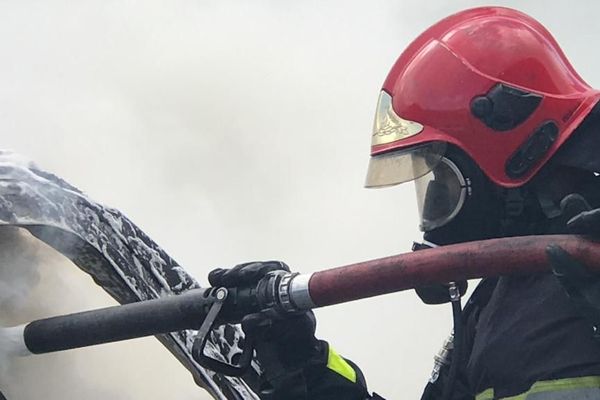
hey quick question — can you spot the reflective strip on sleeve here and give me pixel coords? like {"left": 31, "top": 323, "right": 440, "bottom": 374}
{"left": 476, "top": 376, "right": 600, "bottom": 400}
{"left": 326, "top": 347, "right": 357, "bottom": 383}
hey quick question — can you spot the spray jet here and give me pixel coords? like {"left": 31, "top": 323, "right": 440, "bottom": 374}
{"left": 1, "top": 234, "right": 596, "bottom": 377}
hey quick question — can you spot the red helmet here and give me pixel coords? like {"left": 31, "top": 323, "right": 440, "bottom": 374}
{"left": 365, "top": 7, "right": 600, "bottom": 192}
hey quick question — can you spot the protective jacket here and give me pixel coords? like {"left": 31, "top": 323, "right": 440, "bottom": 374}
{"left": 296, "top": 272, "right": 600, "bottom": 400}
{"left": 421, "top": 275, "right": 600, "bottom": 399}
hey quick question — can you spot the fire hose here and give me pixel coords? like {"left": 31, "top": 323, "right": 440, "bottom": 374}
{"left": 2, "top": 234, "right": 598, "bottom": 376}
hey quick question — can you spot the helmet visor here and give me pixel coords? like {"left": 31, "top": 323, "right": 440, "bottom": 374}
{"left": 365, "top": 141, "right": 447, "bottom": 188}
{"left": 415, "top": 158, "right": 467, "bottom": 232}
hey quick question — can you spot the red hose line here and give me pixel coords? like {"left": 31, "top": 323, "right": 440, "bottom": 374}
{"left": 308, "top": 235, "right": 600, "bottom": 308}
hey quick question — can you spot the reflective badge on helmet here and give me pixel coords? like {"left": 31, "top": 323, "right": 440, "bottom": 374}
{"left": 371, "top": 91, "right": 424, "bottom": 146}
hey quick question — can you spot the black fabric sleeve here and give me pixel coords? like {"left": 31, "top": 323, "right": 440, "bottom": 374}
{"left": 304, "top": 341, "right": 371, "bottom": 400}
{"left": 304, "top": 363, "right": 371, "bottom": 400}
{"left": 257, "top": 340, "right": 372, "bottom": 400}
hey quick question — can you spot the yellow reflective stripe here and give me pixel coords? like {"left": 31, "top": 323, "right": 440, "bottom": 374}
{"left": 476, "top": 388, "right": 494, "bottom": 400}
{"left": 327, "top": 347, "right": 357, "bottom": 383}
{"left": 476, "top": 376, "right": 600, "bottom": 400}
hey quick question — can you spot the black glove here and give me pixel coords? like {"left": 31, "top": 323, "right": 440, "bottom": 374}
{"left": 547, "top": 245, "right": 600, "bottom": 338}
{"left": 546, "top": 194, "right": 600, "bottom": 337}
{"left": 209, "top": 261, "right": 325, "bottom": 399}
{"left": 561, "top": 193, "right": 595, "bottom": 234}
{"left": 566, "top": 208, "right": 600, "bottom": 235}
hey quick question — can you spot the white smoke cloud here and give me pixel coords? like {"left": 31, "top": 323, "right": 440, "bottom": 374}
{"left": 0, "top": 1, "right": 599, "bottom": 399}
{"left": 0, "top": 228, "right": 41, "bottom": 323}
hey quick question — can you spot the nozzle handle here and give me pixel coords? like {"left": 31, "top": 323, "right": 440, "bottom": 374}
{"left": 23, "top": 288, "right": 214, "bottom": 354}
{"left": 191, "top": 288, "right": 256, "bottom": 377}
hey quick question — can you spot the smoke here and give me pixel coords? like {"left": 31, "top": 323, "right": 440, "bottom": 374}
{"left": 0, "top": 228, "right": 41, "bottom": 324}
{"left": 0, "top": 227, "right": 206, "bottom": 399}
{"left": 0, "top": 1, "right": 598, "bottom": 399}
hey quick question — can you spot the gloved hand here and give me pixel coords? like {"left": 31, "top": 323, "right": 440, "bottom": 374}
{"left": 547, "top": 193, "right": 600, "bottom": 338}
{"left": 547, "top": 245, "right": 600, "bottom": 339}
{"left": 562, "top": 193, "right": 596, "bottom": 234}
{"left": 566, "top": 208, "right": 600, "bottom": 235}
{"left": 208, "top": 261, "right": 325, "bottom": 399}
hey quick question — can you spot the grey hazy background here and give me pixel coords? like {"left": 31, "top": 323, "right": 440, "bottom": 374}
{"left": 0, "top": 1, "right": 598, "bottom": 399}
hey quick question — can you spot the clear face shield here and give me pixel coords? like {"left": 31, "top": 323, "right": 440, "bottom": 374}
{"left": 414, "top": 157, "right": 467, "bottom": 232}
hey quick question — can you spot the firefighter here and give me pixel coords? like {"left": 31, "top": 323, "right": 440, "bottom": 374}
{"left": 209, "top": 7, "right": 600, "bottom": 399}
